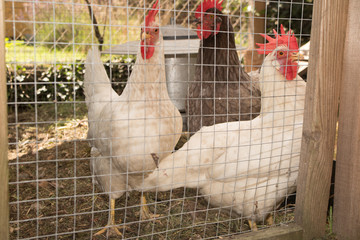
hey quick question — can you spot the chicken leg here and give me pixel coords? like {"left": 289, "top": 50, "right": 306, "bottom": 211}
{"left": 248, "top": 214, "right": 274, "bottom": 231}
{"left": 140, "top": 196, "right": 161, "bottom": 220}
{"left": 248, "top": 220, "right": 258, "bottom": 231}
{"left": 266, "top": 214, "right": 274, "bottom": 226}
{"left": 94, "top": 199, "right": 124, "bottom": 237}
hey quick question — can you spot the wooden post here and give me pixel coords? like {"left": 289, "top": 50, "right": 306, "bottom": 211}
{"left": 0, "top": 0, "right": 9, "bottom": 239}
{"left": 244, "top": 0, "right": 266, "bottom": 72}
{"left": 295, "top": 0, "right": 349, "bottom": 239}
{"left": 333, "top": 0, "right": 360, "bottom": 239}
{"left": 4, "top": 1, "right": 33, "bottom": 39}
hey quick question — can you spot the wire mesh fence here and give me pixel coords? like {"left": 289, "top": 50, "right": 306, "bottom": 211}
{"left": 6, "top": 0, "right": 313, "bottom": 239}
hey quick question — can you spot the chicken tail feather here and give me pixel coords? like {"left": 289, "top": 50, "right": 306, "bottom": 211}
{"left": 137, "top": 148, "right": 208, "bottom": 192}
{"left": 84, "top": 46, "right": 116, "bottom": 109}
{"left": 84, "top": 46, "right": 119, "bottom": 130}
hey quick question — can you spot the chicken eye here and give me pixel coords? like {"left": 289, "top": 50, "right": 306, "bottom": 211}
{"left": 154, "top": 29, "right": 158, "bottom": 33}
{"left": 278, "top": 51, "right": 284, "bottom": 56}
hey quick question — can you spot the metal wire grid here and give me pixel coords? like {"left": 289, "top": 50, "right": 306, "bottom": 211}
{"left": 6, "top": 0, "right": 312, "bottom": 239}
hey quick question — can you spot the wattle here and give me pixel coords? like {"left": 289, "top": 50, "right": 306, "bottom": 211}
{"left": 279, "top": 59, "right": 298, "bottom": 80}
{"left": 197, "top": 26, "right": 212, "bottom": 40}
{"left": 141, "top": 40, "right": 155, "bottom": 60}
{"left": 197, "top": 23, "right": 221, "bottom": 40}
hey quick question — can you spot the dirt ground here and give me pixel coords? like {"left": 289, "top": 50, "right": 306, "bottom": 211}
{"left": 8, "top": 103, "right": 299, "bottom": 240}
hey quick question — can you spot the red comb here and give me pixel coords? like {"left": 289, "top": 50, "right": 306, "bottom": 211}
{"left": 256, "top": 24, "right": 299, "bottom": 55}
{"left": 145, "top": 0, "right": 159, "bottom": 27}
{"left": 195, "top": 0, "right": 224, "bottom": 19}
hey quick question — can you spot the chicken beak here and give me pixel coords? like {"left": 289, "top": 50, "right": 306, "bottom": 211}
{"left": 141, "top": 32, "right": 152, "bottom": 42}
{"left": 192, "top": 18, "right": 201, "bottom": 28}
{"left": 290, "top": 52, "right": 305, "bottom": 62}
{"left": 193, "top": 18, "right": 201, "bottom": 24}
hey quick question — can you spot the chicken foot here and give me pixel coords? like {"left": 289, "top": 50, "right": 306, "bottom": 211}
{"left": 248, "top": 214, "right": 274, "bottom": 231}
{"left": 266, "top": 214, "right": 274, "bottom": 226}
{"left": 140, "top": 196, "right": 161, "bottom": 220}
{"left": 94, "top": 199, "right": 125, "bottom": 237}
{"left": 248, "top": 220, "right": 258, "bottom": 231}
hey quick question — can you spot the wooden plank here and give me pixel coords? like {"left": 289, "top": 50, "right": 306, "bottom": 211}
{"left": 4, "top": 1, "right": 33, "bottom": 39}
{"left": 0, "top": 0, "right": 9, "bottom": 239}
{"left": 333, "top": 0, "right": 360, "bottom": 238}
{"left": 244, "top": 0, "right": 266, "bottom": 72}
{"left": 225, "top": 223, "right": 303, "bottom": 240}
{"left": 294, "top": 0, "right": 349, "bottom": 239}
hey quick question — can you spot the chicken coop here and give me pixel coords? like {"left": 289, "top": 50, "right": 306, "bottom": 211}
{"left": 1, "top": 0, "right": 360, "bottom": 239}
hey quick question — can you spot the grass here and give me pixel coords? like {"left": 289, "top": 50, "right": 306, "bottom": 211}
{"left": 327, "top": 207, "right": 333, "bottom": 236}
{"left": 323, "top": 207, "right": 337, "bottom": 240}
{"left": 5, "top": 0, "right": 143, "bottom": 65}
{"left": 8, "top": 104, "right": 297, "bottom": 239}
{"left": 6, "top": 40, "right": 86, "bottom": 64}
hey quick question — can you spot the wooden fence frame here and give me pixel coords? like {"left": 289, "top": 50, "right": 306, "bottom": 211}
{"left": 0, "top": 0, "right": 9, "bottom": 239}
{"left": 294, "top": 0, "right": 349, "bottom": 238}
{"left": 333, "top": 1, "right": 360, "bottom": 239}
{"left": 0, "top": 0, "right": 359, "bottom": 239}
{"left": 233, "top": 0, "right": 359, "bottom": 239}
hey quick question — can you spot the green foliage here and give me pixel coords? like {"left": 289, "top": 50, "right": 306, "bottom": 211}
{"left": 328, "top": 206, "right": 333, "bottom": 234}
{"left": 6, "top": 56, "right": 135, "bottom": 109}
{"left": 266, "top": 0, "right": 313, "bottom": 45}
{"left": 39, "top": 63, "right": 86, "bottom": 101}
{"left": 7, "top": 63, "right": 85, "bottom": 107}
{"left": 104, "top": 56, "right": 136, "bottom": 96}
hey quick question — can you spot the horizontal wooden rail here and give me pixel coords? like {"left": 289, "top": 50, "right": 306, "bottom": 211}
{"left": 227, "top": 223, "right": 303, "bottom": 240}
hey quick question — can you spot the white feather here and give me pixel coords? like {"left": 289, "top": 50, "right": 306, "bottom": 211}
{"left": 137, "top": 45, "right": 306, "bottom": 222}
{"left": 84, "top": 34, "right": 183, "bottom": 199}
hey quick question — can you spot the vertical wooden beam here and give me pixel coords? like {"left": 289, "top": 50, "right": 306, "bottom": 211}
{"left": 244, "top": 0, "right": 266, "bottom": 72}
{"left": 4, "top": 1, "right": 33, "bottom": 39}
{"left": 333, "top": 0, "right": 360, "bottom": 239}
{"left": 295, "top": 0, "right": 349, "bottom": 239}
{"left": 0, "top": 0, "right": 9, "bottom": 239}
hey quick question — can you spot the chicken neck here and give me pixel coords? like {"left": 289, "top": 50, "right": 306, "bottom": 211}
{"left": 259, "top": 53, "right": 305, "bottom": 121}
{"left": 121, "top": 36, "right": 169, "bottom": 101}
{"left": 197, "top": 12, "right": 251, "bottom": 83}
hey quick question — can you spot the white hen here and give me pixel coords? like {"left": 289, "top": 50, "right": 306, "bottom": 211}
{"left": 84, "top": 0, "right": 182, "bottom": 236}
{"left": 137, "top": 25, "right": 305, "bottom": 229}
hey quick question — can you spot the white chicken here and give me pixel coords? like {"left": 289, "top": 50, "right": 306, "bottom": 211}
{"left": 137, "top": 25, "right": 305, "bottom": 230}
{"left": 84, "top": 0, "right": 182, "bottom": 236}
